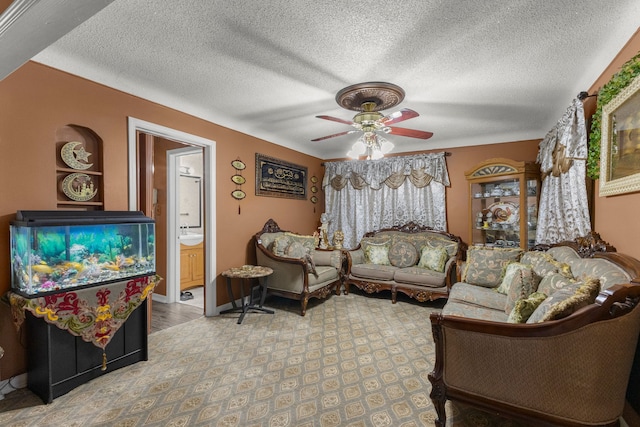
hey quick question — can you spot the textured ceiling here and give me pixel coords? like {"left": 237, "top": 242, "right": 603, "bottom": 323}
{"left": 19, "top": 1, "right": 640, "bottom": 159}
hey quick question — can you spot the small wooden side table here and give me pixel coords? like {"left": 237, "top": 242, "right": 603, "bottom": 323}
{"left": 221, "top": 265, "right": 274, "bottom": 324}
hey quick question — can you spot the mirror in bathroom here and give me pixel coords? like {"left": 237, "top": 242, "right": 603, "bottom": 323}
{"left": 179, "top": 175, "right": 202, "bottom": 228}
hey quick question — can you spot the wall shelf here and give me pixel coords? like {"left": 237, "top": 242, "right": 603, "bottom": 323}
{"left": 55, "top": 124, "right": 104, "bottom": 210}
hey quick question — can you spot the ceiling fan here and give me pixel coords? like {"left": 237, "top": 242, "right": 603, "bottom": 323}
{"left": 311, "top": 82, "right": 433, "bottom": 159}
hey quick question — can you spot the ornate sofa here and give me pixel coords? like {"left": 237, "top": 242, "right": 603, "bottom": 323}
{"left": 429, "top": 233, "right": 640, "bottom": 426}
{"left": 254, "top": 219, "right": 343, "bottom": 316}
{"left": 344, "top": 222, "right": 466, "bottom": 303}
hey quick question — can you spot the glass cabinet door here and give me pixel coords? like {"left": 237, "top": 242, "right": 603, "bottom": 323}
{"left": 466, "top": 159, "right": 540, "bottom": 250}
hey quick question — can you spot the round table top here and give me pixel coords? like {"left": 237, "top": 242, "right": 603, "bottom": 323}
{"left": 222, "top": 265, "right": 273, "bottom": 279}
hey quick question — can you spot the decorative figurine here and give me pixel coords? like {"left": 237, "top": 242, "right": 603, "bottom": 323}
{"left": 319, "top": 213, "right": 329, "bottom": 249}
{"left": 332, "top": 230, "right": 344, "bottom": 249}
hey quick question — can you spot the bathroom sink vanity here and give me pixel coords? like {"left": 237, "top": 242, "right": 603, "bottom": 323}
{"left": 180, "top": 239, "right": 204, "bottom": 291}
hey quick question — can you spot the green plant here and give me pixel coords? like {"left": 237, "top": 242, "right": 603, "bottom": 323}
{"left": 587, "top": 52, "right": 640, "bottom": 180}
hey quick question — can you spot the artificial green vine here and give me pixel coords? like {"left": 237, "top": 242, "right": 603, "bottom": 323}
{"left": 587, "top": 52, "right": 640, "bottom": 180}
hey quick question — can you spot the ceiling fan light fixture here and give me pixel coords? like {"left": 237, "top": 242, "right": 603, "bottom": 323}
{"left": 336, "top": 82, "right": 405, "bottom": 111}
{"left": 313, "top": 81, "right": 433, "bottom": 159}
{"left": 380, "top": 138, "right": 394, "bottom": 154}
{"left": 346, "top": 133, "right": 394, "bottom": 160}
{"left": 369, "top": 148, "right": 384, "bottom": 160}
{"left": 347, "top": 139, "right": 366, "bottom": 159}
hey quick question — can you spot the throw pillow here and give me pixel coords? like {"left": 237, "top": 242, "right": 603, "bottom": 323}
{"left": 520, "top": 251, "right": 560, "bottom": 277}
{"left": 521, "top": 251, "right": 572, "bottom": 278}
{"left": 527, "top": 276, "right": 601, "bottom": 323}
{"left": 304, "top": 254, "right": 317, "bottom": 277}
{"left": 285, "top": 241, "right": 308, "bottom": 259}
{"left": 462, "top": 246, "right": 523, "bottom": 288}
{"left": 495, "top": 262, "right": 529, "bottom": 294}
{"left": 417, "top": 246, "right": 448, "bottom": 272}
{"left": 507, "top": 292, "right": 548, "bottom": 323}
{"left": 537, "top": 272, "right": 577, "bottom": 296}
{"left": 421, "top": 236, "right": 459, "bottom": 258}
{"left": 312, "top": 250, "right": 342, "bottom": 270}
{"left": 364, "top": 243, "right": 391, "bottom": 265}
{"left": 504, "top": 267, "right": 540, "bottom": 314}
{"left": 284, "top": 232, "right": 316, "bottom": 252}
{"left": 388, "top": 240, "right": 419, "bottom": 268}
{"left": 284, "top": 241, "right": 317, "bottom": 276}
{"left": 272, "top": 236, "right": 291, "bottom": 256}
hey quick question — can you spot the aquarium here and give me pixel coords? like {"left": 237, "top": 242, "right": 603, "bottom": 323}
{"left": 10, "top": 210, "right": 155, "bottom": 297}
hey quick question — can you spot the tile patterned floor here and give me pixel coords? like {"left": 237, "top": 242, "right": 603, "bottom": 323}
{"left": 0, "top": 291, "right": 578, "bottom": 426}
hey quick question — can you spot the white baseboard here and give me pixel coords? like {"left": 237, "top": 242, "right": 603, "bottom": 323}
{"left": 152, "top": 289, "right": 239, "bottom": 313}
{"left": 152, "top": 293, "right": 167, "bottom": 303}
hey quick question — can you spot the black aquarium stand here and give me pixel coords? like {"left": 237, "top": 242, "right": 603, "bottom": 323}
{"left": 26, "top": 299, "right": 148, "bottom": 404}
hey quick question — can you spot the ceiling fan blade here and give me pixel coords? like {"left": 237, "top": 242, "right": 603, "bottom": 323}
{"left": 387, "top": 126, "right": 434, "bottom": 139}
{"left": 311, "top": 130, "right": 358, "bottom": 142}
{"left": 380, "top": 108, "right": 419, "bottom": 125}
{"left": 315, "top": 115, "right": 355, "bottom": 125}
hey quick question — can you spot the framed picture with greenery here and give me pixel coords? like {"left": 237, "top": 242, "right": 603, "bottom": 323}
{"left": 599, "top": 73, "right": 640, "bottom": 196}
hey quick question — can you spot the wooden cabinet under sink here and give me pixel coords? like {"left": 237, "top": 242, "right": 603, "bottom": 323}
{"left": 180, "top": 242, "right": 204, "bottom": 290}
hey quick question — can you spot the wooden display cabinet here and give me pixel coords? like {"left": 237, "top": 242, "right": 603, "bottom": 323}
{"left": 465, "top": 158, "right": 540, "bottom": 250}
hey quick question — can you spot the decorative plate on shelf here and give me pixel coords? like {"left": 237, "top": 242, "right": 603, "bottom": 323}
{"left": 488, "top": 201, "right": 519, "bottom": 224}
{"left": 61, "top": 141, "right": 93, "bottom": 170}
{"left": 231, "top": 174, "right": 246, "bottom": 185}
{"left": 231, "top": 189, "right": 246, "bottom": 200}
{"left": 310, "top": 186, "right": 318, "bottom": 193}
{"left": 231, "top": 159, "right": 246, "bottom": 170}
{"left": 310, "top": 196, "right": 318, "bottom": 204}
{"left": 310, "top": 176, "right": 318, "bottom": 183}
{"left": 62, "top": 172, "right": 98, "bottom": 201}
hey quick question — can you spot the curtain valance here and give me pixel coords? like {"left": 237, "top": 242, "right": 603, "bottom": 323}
{"left": 322, "top": 152, "right": 450, "bottom": 191}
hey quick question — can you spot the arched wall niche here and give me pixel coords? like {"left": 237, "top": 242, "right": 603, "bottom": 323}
{"left": 55, "top": 124, "right": 104, "bottom": 210}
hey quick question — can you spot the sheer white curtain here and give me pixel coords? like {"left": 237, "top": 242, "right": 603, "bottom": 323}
{"left": 323, "top": 152, "right": 449, "bottom": 249}
{"left": 536, "top": 98, "right": 591, "bottom": 244}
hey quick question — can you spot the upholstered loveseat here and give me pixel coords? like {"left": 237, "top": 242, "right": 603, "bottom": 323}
{"left": 344, "top": 222, "right": 466, "bottom": 303}
{"left": 429, "top": 233, "right": 640, "bottom": 426}
{"left": 254, "top": 219, "right": 343, "bottom": 316}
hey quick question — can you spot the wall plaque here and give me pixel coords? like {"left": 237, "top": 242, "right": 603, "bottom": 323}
{"left": 255, "top": 153, "right": 307, "bottom": 199}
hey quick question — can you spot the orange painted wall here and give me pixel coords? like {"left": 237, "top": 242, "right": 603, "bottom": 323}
{"left": 0, "top": 62, "right": 326, "bottom": 377}
{"left": 2, "top": 31, "right": 634, "bottom": 377}
{"left": 586, "top": 28, "right": 640, "bottom": 259}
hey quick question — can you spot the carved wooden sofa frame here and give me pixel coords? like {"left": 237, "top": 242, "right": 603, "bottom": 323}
{"left": 254, "top": 219, "right": 342, "bottom": 316}
{"left": 429, "top": 232, "right": 640, "bottom": 426}
{"left": 344, "top": 222, "right": 466, "bottom": 303}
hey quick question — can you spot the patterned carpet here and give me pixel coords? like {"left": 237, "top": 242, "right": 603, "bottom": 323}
{"left": 0, "top": 291, "right": 531, "bottom": 427}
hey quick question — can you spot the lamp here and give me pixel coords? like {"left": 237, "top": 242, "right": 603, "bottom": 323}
{"left": 346, "top": 132, "right": 394, "bottom": 160}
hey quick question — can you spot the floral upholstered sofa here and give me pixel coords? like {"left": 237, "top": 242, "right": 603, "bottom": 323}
{"left": 344, "top": 222, "right": 466, "bottom": 303}
{"left": 428, "top": 232, "right": 640, "bottom": 426}
{"left": 441, "top": 234, "right": 635, "bottom": 322}
{"left": 254, "top": 219, "right": 343, "bottom": 316}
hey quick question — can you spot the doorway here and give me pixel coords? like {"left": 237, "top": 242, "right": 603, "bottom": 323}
{"left": 127, "top": 117, "right": 217, "bottom": 316}
{"left": 170, "top": 147, "right": 205, "bottom": 308}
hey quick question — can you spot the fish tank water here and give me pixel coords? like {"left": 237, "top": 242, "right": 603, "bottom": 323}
{"left": 10, "top": 210, "right": 155, "bottom": 298}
